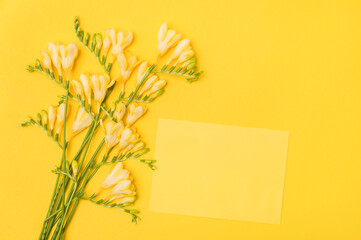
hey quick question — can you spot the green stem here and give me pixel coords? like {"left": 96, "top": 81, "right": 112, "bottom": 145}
{"left": 57, "top": 80, "right": 70, "bottom": 239}
{"left": 126, "top": 64, "right": 156, "bottom": 107}
{"left": 51, "top": 139, "right": 105, "bottom": 238}
{"left": 39, "top": 122, "right": 95, "bottom": 240}
{"left": 44, "top": 209, "right": 62, "bottom": 222}
{"left": 38, "top": 175, "right": 62, "bottom": 240}
{"left": 42, "top": 123, "right": 95, "bottom": 240}
{"left": 54, "top": 114, "right": 100, "bottom": 237}
{"left": 62, "top": 139, "right": 105, "bottom": 231}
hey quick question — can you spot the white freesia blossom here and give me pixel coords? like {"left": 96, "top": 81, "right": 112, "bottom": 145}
{"left": 59, "top": 43, "right": 78, "bottom": 75}
{"left": 157, "top": 23, "right": 181, "bottom": 58}
{"left": 137, "top": 61, "right": 150, "bottom": 84}
{"left": 132, "top": 142, "right": 145, "bottom": 152}
{"left": 90, "top": 74, "right": 110, "bottom": 108}
{"left": 109, "top": 179, "right": 134, "bottom": 201}
{"left": 147, "top": 79, "right": 167, "bottom": 96}
{"left": 48, "top": 43, "right": 78, "bottom": 78}
{"left": 118, "top": 127, "right": 140, "bottom": 151}
{"left": 71, "top": 79, "right": 83, "bottom": 97}
{"left": 41, "top": 50, "right": 53, "bottom": 72}
{"left": 109, "top": 29, "right": 133, "bottom": 57}
{"left": 101, "top": 120, "right": 123, "bottom": 149}
{"left": 101, "top": 162, "right": 130, "bottom": 188}
{"left": 55, "top": 103, "right": 68, "bottom": 134}
{"left": 113, "top": 102, "right": 126, "bottom": 122}
{"left": 41, "top": 110, "right": 48, "bottom": 126}
{"left": 176, "top": 49, "right": 194, "bottom": 64}
{"left": 117, "top": 53, "right": 139, "bottom": 91}
{"left": 124, "top": 103, "right": 147, "bottom": 126}
{"left": 167, "top": 39, "right": 191, "bottom": 64}
{"left": 139, "top": 75, "right": 158, "bottom": 95}
{"left": 48, "top": 105, "right": 57, "bottom": 131}
{"left": 102, "top": 30, "right": 111, "bottom": 57}
{"left": 71, "top": 107, "right": 93, "bottom": 137}
{"left": 79, "top": 74, "right": 92, "bottom": 105}
{"left": 48, "top": 43, "right": 62, "bottom": 76}
{"left": 100, "top": 162, "right": 136, "bottom": 203}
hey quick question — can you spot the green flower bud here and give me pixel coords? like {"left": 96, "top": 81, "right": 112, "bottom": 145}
{"left": 37, "top": 113, "right": 42, "bottom": 125}
{"left": 96, "top": 33, "right": 103, "bottom": 49}
{"left": 72, "top": 160, "right": 79, "bottom": 176}
{"left": 152, "top": 89, "right": 164, "bottom": 98}
{"left": 132, "top": 142, "right": 145, "bottom": 152}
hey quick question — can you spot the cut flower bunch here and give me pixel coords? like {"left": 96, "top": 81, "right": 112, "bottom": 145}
{"left": 22, "top": 16, "right": 203, "bottom": 239}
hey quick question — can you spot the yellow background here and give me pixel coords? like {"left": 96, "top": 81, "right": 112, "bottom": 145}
{"left": 0, "top": 0, "right": 361, "bottom": 239}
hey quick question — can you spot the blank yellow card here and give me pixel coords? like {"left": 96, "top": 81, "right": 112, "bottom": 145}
{"left": 150, "top": 119, "right": 289, "bottom": 224}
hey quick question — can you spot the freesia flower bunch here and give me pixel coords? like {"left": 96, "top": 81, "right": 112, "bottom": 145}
{"left": 22, "top": 16, "right": 202, "bottom": 239}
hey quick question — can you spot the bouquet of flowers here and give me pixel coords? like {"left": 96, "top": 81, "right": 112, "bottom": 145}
{"left": 22, "top": 16, "right": 202, "bottom": 239}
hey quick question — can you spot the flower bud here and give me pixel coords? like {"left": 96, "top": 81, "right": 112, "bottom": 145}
{"left": 147, "top": 80, "right": 167, "bottom": 96}
{"left": 37, "top": 113, "right": 42, "bottom": 125}
{"left": 72, "top": 160, "right": 79, "bottom": 176}
{"left": 96, "top": 33, "right": 103, "bottom": 49}
{"left": 79, "top": 73, "right": 92, "bottom": 105}
{"left": 41, "top": 50, "right": 53, "bottom": 72}
{"left": 48, "top": 105, "right": 57, "bottom": 131}
{"left": 136, "top": 147, "right": 150, "bottom": 157}
{"left": 71, "top": 79, "right": 84, "bottom": 97}
{"left": 150, "top": 89, "right": 165, "bottom": 99}
{"left": 71, "top": 107, "right": 93, "bottom": 137}
{"left": 41, "top": 110, "right": 48, "bottom": 126}
{"left": 132, "top": 142, "right": 145, "bottom": 152}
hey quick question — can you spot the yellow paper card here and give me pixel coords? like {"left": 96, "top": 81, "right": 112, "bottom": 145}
{"left": 150, "top": 119, "right": 289, "bottom": 224}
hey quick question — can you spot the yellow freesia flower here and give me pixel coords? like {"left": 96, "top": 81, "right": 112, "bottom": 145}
{"left": 138, "top": 75, "right": 167, "bottom": 96}
{"left": 117, "top": 52, "right": 139, "bottom": 89}
{"left": 108, "top": 179, "right": 136, "bottom": 202}
{"left": 90, "top": 74, "right": 110, "bottom": 108}
{"left": 72, "top": 160, "right": 79, "bottom": 176}
{"left": 79, "top": 73, "right": 92, "bottom": 105}
{"left": 70, "top": 79, "right": 83, "bottom": 98}
{"left": 176, "top": 49, "right": 194, "bottom": 64}
{"left": 48, "top": 43, "right": 78, "bottom": 79}
{"left": 113, "top": 102, "right": 126, "bottom": 122}
{"left": 100, "top": 162, "right": 136, "bottom": 204}
{"left": 102, "top": 29, "right": 111, "bottom": 58}
{"left": 124, "top": 103, "right": 147, "bottom": 126}
{"left": 41, "top": 50, "right": 53, "bottom": 72}
{"left": 101, "top": 120, "right": 124, "bottom": 150}
{"left": 118, "top": 127, "right": 140, "bottom": 152}
{"left": 180, "top": 57, "right": 197, "bottom": 70}
{"left": 157, "top": 23, "right": 181, "bottom": 59}
{"left": 48, "top": 105, "right": 57, "bottom": 131}
{"left": 167, "top": 39, "right": 191, "bottom": 64}
{"left": 71, "top": 107, "right": 93, "bottom": 137}
{"left": 109, "top": 29, "right": 133, "bottom": 58}
{"left": 138, "top": 75, "right": 158, "bottom": 95}
{"left": 148, "top": 79, "right": 167, "bottom": 96}
{"left": 132, "top": 142, "right": 145, "bottom": 152}
{"left": 59, "top": 43, "right": 78, "bottom": 77}
{"left": 41, "top": 110, "right": 48, "bottom": 127}
{"left": 117, "top": 53, "right": 138, "bottom": 80}
{"left": 137, "top": 61, "right": 150, "bottom": 84}
{"left": 101, "top": 162, "right": 130, "bottom": 188}
{"left": 55, "top": 102, "right": 69, "bottom": 134}
{"left": 48, "top": 43, "right": 62, "bottom": 76}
